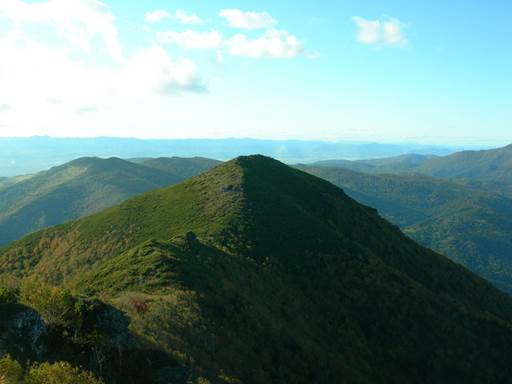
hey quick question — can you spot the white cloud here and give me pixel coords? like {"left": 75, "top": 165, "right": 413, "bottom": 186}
{"left": 0, "top": 0, "right": 123, "bottom": 60}
{"left": 0, "top": 33, "right": 110, "bottom": 112}
{"left": 76, "top": 105, "right": 104, "bottom": 113}
{"left": 352, "top": 17, "right": 380, "bottom": 44}
{"left": 175, "top": 10, "right": 203, "bottom": 25}
{"left": 226, "top": 29, "right": 303, "bottom": 59}
{"left": 145, "top": 9, "right": 203, "bottom": 25}
{"left": 382, "top": 20, "right": 407, "bottom": 45}
{"left": 157, "top": 30, "right": 222, "bottom": 50}
{"left": 144, "top": 9, "right": 171, "bottom": 23}
{"left": 0, "top": 28, "right": 206, "bottom": 121}
{"left": 0, "top": 0, "right": 206, "bottom": 113}
{"left": 219, "top": 9, "right": 277, "bottom": 30}
{"left": 352, "top": 17, "right": 408, "bottom": 46}
{"left": 119, "top": 46, "right": 206, "bottom": 95}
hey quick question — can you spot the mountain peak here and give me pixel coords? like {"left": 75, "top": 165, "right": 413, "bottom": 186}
{"left": 232, "top": 154, "right": 280, "bottom": 165}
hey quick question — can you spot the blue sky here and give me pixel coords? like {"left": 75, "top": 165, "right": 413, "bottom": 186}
{"left": 0, "top": 0, "right": 510, "bottom": 144}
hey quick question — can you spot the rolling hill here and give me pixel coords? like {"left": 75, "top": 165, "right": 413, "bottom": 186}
{"left": 0, "top": 156, "right": 220, "bottom": 245}
{"left": 414, "top": 144, "right": 512, "bottom": 196}
{"left": 2, "top": 156, "right": 512, "bottom": 383}
{"left": 140, "top": 157, "right": 222, "bottom": 180}
{"left": 297, "top": 165, "right": 512, "bottom": 293}
{"left": 312, "top": 144, "right": 512, "bottom": 196}
{"left": 313, "top": 154, "right": 437, "bottom": 174}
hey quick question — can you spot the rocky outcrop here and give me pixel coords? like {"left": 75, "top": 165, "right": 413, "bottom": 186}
{"left": 0, "top": 304, "right": 47, "bottom": 360}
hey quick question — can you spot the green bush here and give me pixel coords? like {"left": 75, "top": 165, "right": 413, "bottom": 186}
{"left": 0, "top": 355, "right": 23, "bottom": 384}
{"left": 20, "top": 281, "right": 75, "bottom": 329}
{"left": 25, "top": 361, "right": 103, "bottom": 384}
{"left": 0, "top": 287, "right": 18, "bottom": 306}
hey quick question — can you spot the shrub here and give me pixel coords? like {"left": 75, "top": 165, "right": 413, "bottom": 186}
{"left": 0, "top": 287, "right": 18, "bottom": 305}
{"left": 0, "top": 355, "right": 23, "bottom": 384}
{"left": 20, "top": 281, "right": 75, "bottom": 329}
{"left": 25, "top": 361, "right": 103, "bottom": 384}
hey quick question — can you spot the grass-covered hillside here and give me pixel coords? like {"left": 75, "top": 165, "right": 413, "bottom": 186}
{"left": 0, "top": 157, "right": 220, "bottom": 245}
{"left": 298, "top": 165, "right": 512, "bottom": 293}
{"left": 2, "top": 156, "right": 512, "bottom": 383}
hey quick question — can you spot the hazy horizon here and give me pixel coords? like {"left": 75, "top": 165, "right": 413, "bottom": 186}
{"left": 1, "top": 136, "right": 484, "bottom": 177}
{"left": 0, "top": 135, "right": 508, "bottom": 148}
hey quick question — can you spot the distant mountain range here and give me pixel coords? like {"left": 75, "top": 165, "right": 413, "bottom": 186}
{"left": 313, "top": 144, "right": 512, "bottom": 197}
{"left": 3, "top": 156, "right": 512, "bottom": 383}
{"left": 0, "top": 136, "right": 461, "bottom": 176}
{"left": 0, "top": 157, "right": 220, "bottom": 245}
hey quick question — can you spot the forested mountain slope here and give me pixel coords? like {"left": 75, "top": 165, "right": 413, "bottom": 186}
{"left": 298, "top": 165, "right": 512, "bottom": 293}
{"left": 2, "top": 156, "right": 512, "bottom": 383}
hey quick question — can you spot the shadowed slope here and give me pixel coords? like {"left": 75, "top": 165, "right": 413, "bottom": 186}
{"left": 298, "top": 164, "right": 512, "bottom": 293}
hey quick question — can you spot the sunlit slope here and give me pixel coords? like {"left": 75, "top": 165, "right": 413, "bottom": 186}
{"left": 0, "top": 156, "right": 219, "bottom": 245}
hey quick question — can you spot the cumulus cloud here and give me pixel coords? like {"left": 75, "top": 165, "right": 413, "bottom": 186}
{"left": 157, "top": 30, "right": 222, "bottom": 50}
{"left": 145, "top": 9, "right": 203, "bottom": 25}
{"left": 219, "top": 9, "right": 277, "bottom": 30}
{"left": 352, "top": 17, "right": 408, "bottom": 46}
{"left": 0, "top": 33, "right": 107, "bottom": 108}
{"left": 155, "top": 27, "right": 306, "bottom": 60}
{"left": 0, "top": 0, "right": 207, "bottom": 114}
{"left": 226, "top": 30, "right": 303, "bottom": 59}
{"left": 120, "top": 46, "right": 207, "bottom": 95}
{"left": 0, "top": 0, "right": 123, "bottom": 60}
{"left": 0, "top": 28, "right": 206, "bottom": 118}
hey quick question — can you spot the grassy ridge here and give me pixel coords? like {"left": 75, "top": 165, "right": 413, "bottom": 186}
{"left": 0, "top": 157, "right": 220, "bottom": 245}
